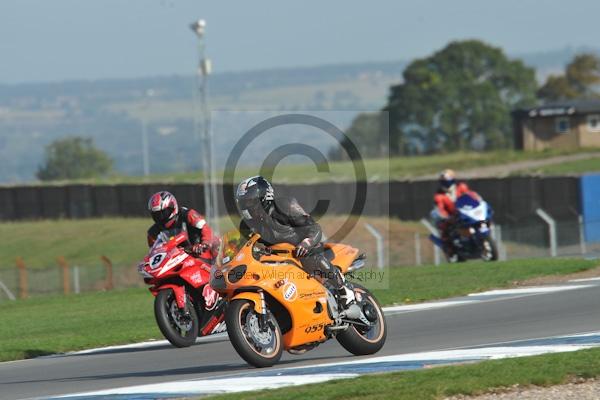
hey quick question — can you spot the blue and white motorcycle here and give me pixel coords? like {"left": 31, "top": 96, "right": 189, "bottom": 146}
{"left": 430, "top": 194, "right": 498, "bottom": 262}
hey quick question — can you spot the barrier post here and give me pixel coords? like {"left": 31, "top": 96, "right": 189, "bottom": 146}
{"left": 578, "top": 215, "right": 587, "bottom": 256}
{"left": 364, "top": 224, "right": 385, "bottom": 270}
{"left": 536, "top": 208, "right": 557, "bottom": 257}
{"left": 16, "top": 257, "right": 28, "bottom": 299}
{"left": 420, "top": 218, "right": 441, "bottom": 266}
{"left": 414, "top": 232, "right": 422, "bottom": 266}
{"left": 57, "top": 256, "right": 71, "bottom": 295}
{"left": 73, "top": 266, "right": 80, "bottom": 294}
{"left": 101, "top": 256, "right": 114, "bottom": 290}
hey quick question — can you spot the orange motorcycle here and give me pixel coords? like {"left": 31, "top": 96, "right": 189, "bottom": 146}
{"left": 211, "top": 230, "right": 387, "bottom": 367}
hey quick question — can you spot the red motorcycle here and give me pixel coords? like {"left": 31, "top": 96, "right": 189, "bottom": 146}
{"left": 138, "top": 230, "right": 225, "bottom": 347}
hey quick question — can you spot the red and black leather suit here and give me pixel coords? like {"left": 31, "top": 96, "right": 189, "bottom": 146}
{"left": 147, "top": 207, "right": 216, "bottom": 260}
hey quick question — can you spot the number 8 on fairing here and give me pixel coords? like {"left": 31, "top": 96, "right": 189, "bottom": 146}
{"left": 150, "top": 253, "right": 166, "bottom": 268}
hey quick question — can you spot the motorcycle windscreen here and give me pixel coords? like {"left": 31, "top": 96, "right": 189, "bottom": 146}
{"left": 219, "top": 229, "right": 249, "bottom": 266}
{"left": 458, "top": 201, "right": 488, "bottom": 223}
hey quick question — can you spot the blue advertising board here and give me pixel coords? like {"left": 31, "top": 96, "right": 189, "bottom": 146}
{"left": 580, "top": 174, "right": 600, "bottom": 242}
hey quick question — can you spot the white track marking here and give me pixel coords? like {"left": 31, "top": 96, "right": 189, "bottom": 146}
{"left": 47, "top": 333, "right": 228, "bottom": 357}
{"left": 25, "top": 283, "right": 600, "bottom": 359}
{"left": 468, "top": 285, "right": 594, "bottom": 297}
{"left": 569, "top": 277, "right": 600, "bottom": 282}
{"left": 383, "top": 300, "right": 475, "bottom": 314}
{"left": 53, "top": 332, "right": 600, "bottom": 399}
{"left": 56, "top": 374, "right": 357, "bottom": 397}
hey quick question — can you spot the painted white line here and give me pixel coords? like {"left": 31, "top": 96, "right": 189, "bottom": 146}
{"left": 383, "top": 300, "right": 475, "bottom": 314}
{"left": 54, "top": 334, "right": 600, "bottom": 399}
{"left": 569, "top": 277, "right": 600, "bottom": 283}
{"left": 48, "top": 333, "right": 229, "bottom": 357}
{"left": 468, "top": 285, "right": 594, "bottom": 297}
{"left": 57, "top": 374, "right": 358, "bottom": 397}
{"left": 27, "top": 283, "right": 600, "bottom": 360}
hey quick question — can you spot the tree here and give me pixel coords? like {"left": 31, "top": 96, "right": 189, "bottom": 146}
{"left": 37, "top": 137, "right": 113, "bottom": 181}
{"left": 385, "top": 40, "right": 537, "bottom": 153}
{"left": 538, "top": 53, "right": 600, "bottom": 102}
{"left": 332, "top": 112, "right": 387, "bottom": 160}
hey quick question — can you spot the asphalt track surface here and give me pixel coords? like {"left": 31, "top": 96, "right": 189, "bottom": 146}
{"left": 2, "top": 280, "right": 600, "bottom": 399}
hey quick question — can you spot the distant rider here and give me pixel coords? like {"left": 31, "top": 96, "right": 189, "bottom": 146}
{"left": 234, "top": 176, "right": 356, "bottom": 310}
{"left": 147, "top": 191, "right": 217, "bottom": 262}
{"left": 433, "top": 169, "right": 480, "bottom": 260}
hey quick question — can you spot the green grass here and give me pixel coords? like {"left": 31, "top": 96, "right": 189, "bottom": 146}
{"left": 0, "top": 218, "right": 150, "bottom": 269}
{"left": 363, "top": 258, "right": 598, "bottom": 305}
{"left": 518, "top": 155, "right": 600, "bottom": 175}
{"left": 0, "top": 217, "right": 240, "bottom": 270}
{"left": 206, "top": 347, "right": 600, "bottom": 400}
{"left": 1, "top": 257, "right": 596, "bottom": 361}
{"left": 20, "top": 148, "right": 600, "bottom": 185}
{"left": 0, "top": 288, "right": 157, "bottom": 361}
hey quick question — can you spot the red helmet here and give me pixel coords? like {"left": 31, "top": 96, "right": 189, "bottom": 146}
{"left": 148, "top": 191, "right": 179, "bottom": 228}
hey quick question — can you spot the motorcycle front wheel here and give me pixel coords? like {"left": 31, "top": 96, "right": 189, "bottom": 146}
{"left": 154, "top": 289, "right": 199, "bottom": 348}
{"left": 225, "top": 299, "right": 282, "bottom": 368}
{"left": 481, "top": 237, "right": 499, "bottom": 261}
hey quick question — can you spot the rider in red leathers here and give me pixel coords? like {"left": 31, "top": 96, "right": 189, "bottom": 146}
{"left": 434, "top": 170, "right": 480, "bottom": 261}
{"left": 147, "top": 191, "right": 217, "bottom": 262}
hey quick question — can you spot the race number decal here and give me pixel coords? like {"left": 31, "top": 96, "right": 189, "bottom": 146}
{"left": 150, "top": 253, "right": 166, "bottom": 269}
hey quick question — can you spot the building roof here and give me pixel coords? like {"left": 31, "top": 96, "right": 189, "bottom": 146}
{"left": 513, "top": 99, "right": 600, "bottom": 118}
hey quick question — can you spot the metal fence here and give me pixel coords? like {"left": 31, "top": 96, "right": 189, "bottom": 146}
{"left": 1, "top": 213, "right": 598, "bottom": 303}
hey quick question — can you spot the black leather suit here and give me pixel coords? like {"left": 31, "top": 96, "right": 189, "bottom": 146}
{"left": 239, "top": 196, "right": 343, "bottom": 289}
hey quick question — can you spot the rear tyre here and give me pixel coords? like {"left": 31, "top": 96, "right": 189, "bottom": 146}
{"left": 154, "top": 289, "right": 199, "bottom": 348}
{"left": 481, "top": 237, "right": 499, "bottom": 261}
{"left": 336, "top": 286, "right": 386, "bottom": 356}
{"left": 225, "top": 299, "right": 282, "bottom": 368}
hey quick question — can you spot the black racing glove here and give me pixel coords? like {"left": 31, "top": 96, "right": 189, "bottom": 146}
{"left": 294, "top": 238, "right": 313, "bottom": 258}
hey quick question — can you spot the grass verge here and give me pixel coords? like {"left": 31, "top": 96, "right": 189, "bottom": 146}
{"left": 22, "top": 148, "right": 599, "bottom": 185}
{"left": 1, "top": 258, "right": 596, "bottom": 362}
{"left": 363, "top": 258, "right": 598, "bottom": 305}
{"left": 206, "top": 347, "right": 600, "bottom": 400}
{"left": 0, "top": 288, "right": 157, "bottom": 362}
{"left": 517, "top": 156, "right": 600, "bottom": 175}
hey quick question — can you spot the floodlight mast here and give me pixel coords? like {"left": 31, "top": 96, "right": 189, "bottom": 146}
{"left": 190, "top": 19, "right": 219, "bottom": 231}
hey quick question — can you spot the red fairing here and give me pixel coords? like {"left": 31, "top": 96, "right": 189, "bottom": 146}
{"left": 151, "top": 284, "right": 187, "bottom": 309}
{"left": 180, "top": 260, "right": 211, "bottom": 288}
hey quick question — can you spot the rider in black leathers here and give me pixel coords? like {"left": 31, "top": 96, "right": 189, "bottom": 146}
{"left": 235, "top": 176, "right": 353, "bottom": 308}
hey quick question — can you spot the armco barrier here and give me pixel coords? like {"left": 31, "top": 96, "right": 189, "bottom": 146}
{"left": 0, "top": 176, "right": 584, "bottom": 229}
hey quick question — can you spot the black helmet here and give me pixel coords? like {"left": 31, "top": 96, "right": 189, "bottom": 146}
{"left": 235, "top": 176, "right": 274, "bottom": 219}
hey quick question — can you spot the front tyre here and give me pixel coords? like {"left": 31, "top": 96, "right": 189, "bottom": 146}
{"left": 154, "top": 289, "right": 199, "bottom": 348}
{"left": 225, "top": 299, "right": 282, "bottom": 368}
{"left": 481, "top": 237, "right": 498, "bottom": 261}
{"left": 336, "top": 286, "right": 386, "bottom": 355}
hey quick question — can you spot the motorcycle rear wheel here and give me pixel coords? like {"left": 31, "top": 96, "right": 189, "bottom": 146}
{"left": 225, "top": 299, "right": 282, "bottom": 368}
{"left": 154, "top": 289, "right": 199, "bottom": 348}
{"left": 336, "top": 285, "right": 387, "bottom": 355}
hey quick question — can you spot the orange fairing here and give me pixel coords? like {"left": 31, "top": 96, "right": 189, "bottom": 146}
{"left": 213, "top": 234, "right": 361, "bottom": 350}
{"left": 324, "top": 243, "right": 360, "bottom": 273}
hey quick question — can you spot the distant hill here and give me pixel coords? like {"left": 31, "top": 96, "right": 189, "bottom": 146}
{"left": 0, "top": 61, "right": 405, "bottom": 183}
{"left": 0, "top": 46, "right": 598, "bottom": 183}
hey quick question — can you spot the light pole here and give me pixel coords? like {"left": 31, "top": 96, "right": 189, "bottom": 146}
{"left": 141, "top": 88, "right": 154, "bottom": 177}
{"left": 190, "top": 19, "right": 219, "bottom": 231}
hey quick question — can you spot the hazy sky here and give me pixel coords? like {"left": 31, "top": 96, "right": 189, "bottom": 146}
{"left": 1, "top": 0, "right": 599, "bottom": 84}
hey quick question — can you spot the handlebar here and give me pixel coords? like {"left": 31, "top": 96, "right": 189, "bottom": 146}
{"left": 254, "top": 245, "right": 292, "bottom": 257}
